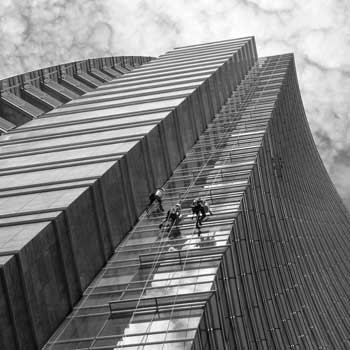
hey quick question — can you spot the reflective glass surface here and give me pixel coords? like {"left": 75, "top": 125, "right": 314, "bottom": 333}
{"left": 116, "top": 58, "right": 227, "bottom": 78}
{"left": 103, "top": 69, "right": 216, "bottom": 88}
{"left": 30, "top": 98, "right": 186, "bottom": 126}
{"left": 4, "top": 112, "right": 168, "bottom": 140}
{"left": 44, "top": 60, "right": 267, "bottom": 350}
{"left": 105, "top": 63, "right": 221, "bottom": 83}
{"left": 55, "top": 89, "right": 196, "bottom": 113}
{"left": 89, "top": 74, "right": 211, "bottom": 96}
{"left": 74, "top": 84, "right": 199, "bottom": 103}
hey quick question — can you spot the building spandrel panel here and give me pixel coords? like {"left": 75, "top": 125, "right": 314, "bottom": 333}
{"left": 0, "top": 161, "right": 118, "bottom": 187}
{"left": 0, "top": 222, "right": 53, "bottom": 251}
{"left": 0, "top": 146, "right": 124, "bottom": 170}
{"left": 0, "top": 187, "right": 87, "bottom": 215}
{"left": 0, "top": 125, "right": 155, "bottom": 155}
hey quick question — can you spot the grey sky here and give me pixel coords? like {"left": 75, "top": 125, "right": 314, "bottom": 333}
{"left": 1, "top": 0, "right": 350, "bottom": 208}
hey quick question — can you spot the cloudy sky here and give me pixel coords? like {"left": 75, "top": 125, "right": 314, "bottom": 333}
{"left": 0, "top": 0, "right": 349, "bottom": 208}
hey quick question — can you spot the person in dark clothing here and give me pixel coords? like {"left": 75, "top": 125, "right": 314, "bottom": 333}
{"left": 159, "top": 203, "right": 182, "bottom": 232}
{"left": 148, "top": 187, "right": 165, "bottom": 213}
{"left": 191, "top": 198, "right": 206, "bottom": 230}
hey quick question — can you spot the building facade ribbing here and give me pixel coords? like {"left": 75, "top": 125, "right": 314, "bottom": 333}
{"left": 0, "top": 37, "right": 350, "bottom": 350}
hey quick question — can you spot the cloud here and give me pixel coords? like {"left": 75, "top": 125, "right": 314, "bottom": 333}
{"left": 0, "top": 0, "right": 113, "bottom": 77}
{"left": 0, "top": 0, "right": 350, "bottom": 210}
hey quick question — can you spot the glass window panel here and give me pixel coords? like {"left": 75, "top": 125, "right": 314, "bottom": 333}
{"left": 58, "top": 315, "right": 108, "bottom": 340}
{"left": 56, "top": 88, "right": 195, "bottom": 113}
{"left": 5, "top": 112, "right": 168, "bottom": 140}
{"left": 105, "top": 69, "right": 215, "bottom": 88}
{"left": 27, "top": 98, "right": 185, "bottom": 126}
{"left": 88, "top": 74, "right": 211, "bottom": 96}
{"left": 165, "top": 330, "right": 196, "bottom": 341}
{"left": 45, "top": 340, "right": 92, "bottom": 350}
{"left": 78, "top": 82, "right": 199, "bottom": 102}
{"left": 119, "top": 58, "right": 227, "bottom": 77}
{"left": 145, "top": 50, "right": 232, "bottom": 68}
{"left": 81, "top": 292, "right": 123, "bottom": 307}
{"left": 108, "top": 63, "right": 221, "bottom": 83}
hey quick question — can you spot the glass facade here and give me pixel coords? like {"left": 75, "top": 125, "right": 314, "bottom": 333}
{"left": 43, "top": 56, "right": 285, "bottom": 349}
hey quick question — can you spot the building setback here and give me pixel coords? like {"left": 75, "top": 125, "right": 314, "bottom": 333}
{"left": 0, "top": 37, "right": 349, "bottom": 349}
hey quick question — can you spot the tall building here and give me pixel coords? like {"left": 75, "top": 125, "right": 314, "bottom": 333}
{"left": 0, "top": 37, "right": 350, "bottom": 349}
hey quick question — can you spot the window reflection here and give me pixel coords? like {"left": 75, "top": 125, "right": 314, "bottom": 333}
{"left": 44, "top": 55, "right": 270, "bottom": 350}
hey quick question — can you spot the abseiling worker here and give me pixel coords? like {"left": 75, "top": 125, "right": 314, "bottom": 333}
{"left": 159, "top": 203, "right": 182, "bottom": 231}
{"left": 203, "top": 199, "right": 213, "bottom": 216}
{"left": 191, "top": 198, "right": 206, "bottom": 229}
{"left": 148, "top": 187, "right": 165, "bottom": 212}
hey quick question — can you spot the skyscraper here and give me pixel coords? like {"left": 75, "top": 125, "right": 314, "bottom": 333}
{"left": 1, "top": 37, "right": 349, "bottom": 349}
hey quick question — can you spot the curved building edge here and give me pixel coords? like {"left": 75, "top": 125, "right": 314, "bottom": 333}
{"left": 227, "top": 55, "right": 350, "bottom": 349}
{"left": 0, "top": 55, "right": 154, "bottom": 131}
